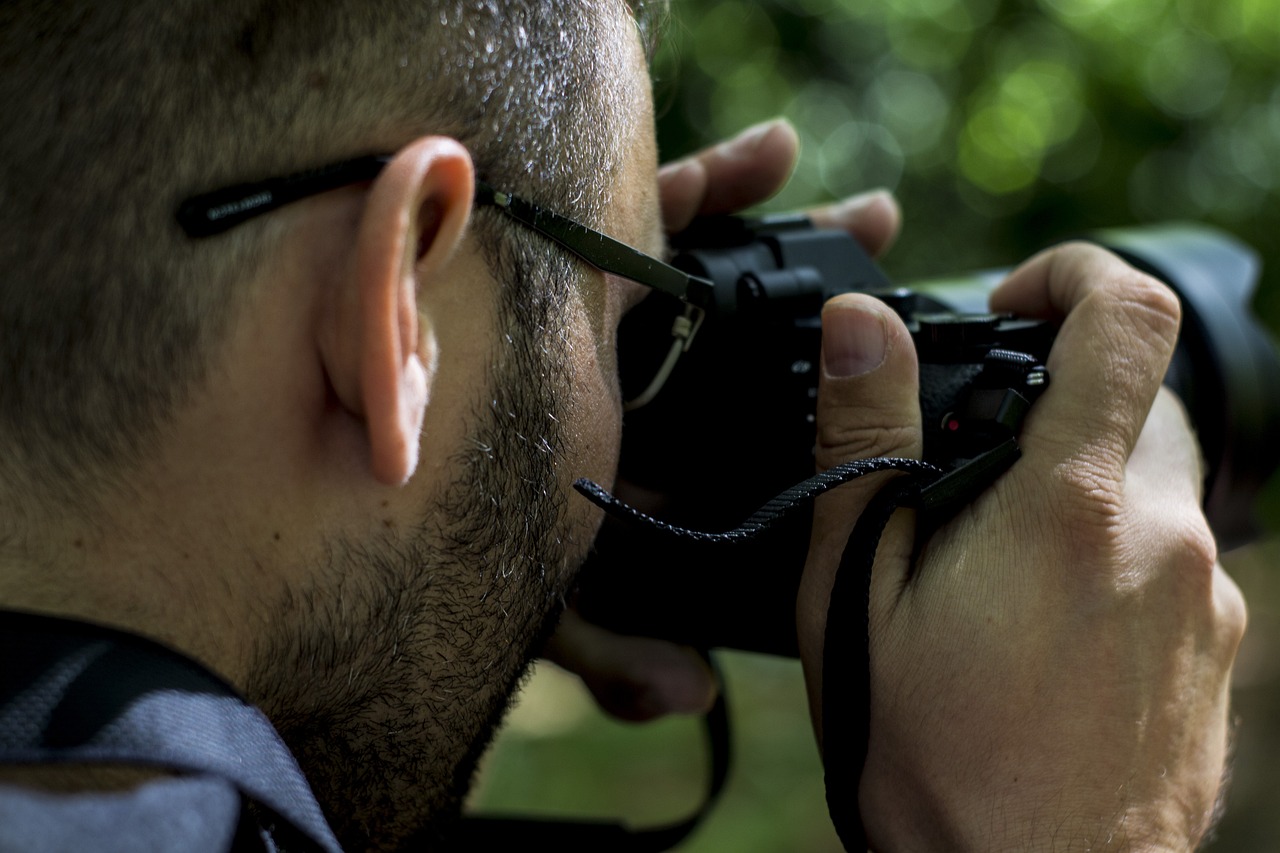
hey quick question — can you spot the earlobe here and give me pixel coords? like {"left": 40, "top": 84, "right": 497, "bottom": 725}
{"left": 327, "top": 137, "right": 474, "bottom": 485}
{"left": 391, "top": 350, "right": 430, "bottom": 485}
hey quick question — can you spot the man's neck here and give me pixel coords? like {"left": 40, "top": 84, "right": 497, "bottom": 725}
{"left": 0, "top": 539, "right": 247, "bottom": 697}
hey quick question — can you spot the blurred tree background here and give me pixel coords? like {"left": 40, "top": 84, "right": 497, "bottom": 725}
{"left": 471, "top": 0, "right": 1280, "bottom": 849}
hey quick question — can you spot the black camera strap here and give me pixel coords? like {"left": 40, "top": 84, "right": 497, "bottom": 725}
{"left": 574, "top": 457, "right": 943, "bottom": 546}
{"left": 576, "top": 437, "right": 1035, "bottom": 852}
{"left": 575, "top": 456, "right": 943, "bottom": 851}
{"left": 579, "top": 346, "right": 1048, "bottom": 847}
{"left": 819, "top": 476, "right": 920, "bottom": 851}
{"left": 819, "top": 436, "right": 1028, "bottom": 850}
{"left": 482, "top": 448, "right": 1028, "bottom": 848}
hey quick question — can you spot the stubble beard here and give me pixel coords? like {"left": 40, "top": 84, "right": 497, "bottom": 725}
{"left": 247, "top": 257, "right": 582, "bottom": 851}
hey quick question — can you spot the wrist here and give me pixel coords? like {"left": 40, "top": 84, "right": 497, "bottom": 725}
{"left": 867, "top": 810, "right": 1198, "bottom": 853}
{"left": 860, "top": 766, "right": 1212, "bottom": 853}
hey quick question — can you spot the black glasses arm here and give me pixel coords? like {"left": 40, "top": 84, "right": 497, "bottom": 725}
{"left": 177, "top": 155, "right": 393, "bottom": 238}
{"left": 475, "top": 182, "right": 714, "bottom": 308}
{"left": 177, "top": 158, "right": 714, "bottom": 309}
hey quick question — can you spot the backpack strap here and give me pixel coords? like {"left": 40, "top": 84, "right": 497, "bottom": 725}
{"left": 0, "top": 611, "right": 342, "bottom": 853}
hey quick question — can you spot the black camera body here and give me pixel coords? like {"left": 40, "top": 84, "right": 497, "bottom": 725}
{"left": 622, "top": 214, "right": 1058, "bottom": 490}
{"left": 577, "top": 216, "right": 1280, "bottom": 657}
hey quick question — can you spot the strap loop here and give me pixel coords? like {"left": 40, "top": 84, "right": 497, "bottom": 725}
{"left": 578, "top": 440, "right": 1028, "bottom": 850}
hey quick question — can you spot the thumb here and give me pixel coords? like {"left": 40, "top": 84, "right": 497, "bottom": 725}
{"left": 797, "top": 293, "right": 922, "bottom": 740}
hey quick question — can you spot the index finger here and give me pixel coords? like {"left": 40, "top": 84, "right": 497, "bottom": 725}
{"left": 658, "top": 119, "right": 798, "bottom": 233}
{"left": 990, "top": 242, "right": 1181, "bottom": 476}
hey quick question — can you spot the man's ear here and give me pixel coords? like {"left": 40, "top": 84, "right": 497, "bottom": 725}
{"left": 326, "top": 137, "right": 474, "bottom": 485}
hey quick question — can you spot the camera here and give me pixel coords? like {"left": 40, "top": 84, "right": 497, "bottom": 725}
{"left": 574, "top": 217, "right": 1280, "bottom": 657}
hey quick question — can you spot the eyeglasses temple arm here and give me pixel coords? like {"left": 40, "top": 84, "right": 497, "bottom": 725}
{"left": 177, "top": 155, "right": 393, "bottom": 238}
{"left": 475, "top": 182, "right": 714, "bottom": 309}
{"left": 180, "top": 165, "right": 715, "bottom": 313}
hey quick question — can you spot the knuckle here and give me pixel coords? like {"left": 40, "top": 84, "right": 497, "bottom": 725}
{"left": 1156, "top": 512, "right": 1246, "bottom": 661}
{"left": 1049, "top": 454, "right": 1127, "bottom": 534}
{"left": 1049, "top": 239, "right": 1106, "bottom": 266}
{"left": 1145, "top": 509, "right": 1220, "bottom": 594}
{"left": 1037, "top": 456, "right": 1164, "bottom": 574}
{"left": 1138, "top": 504, "right": 1221, "bottom": 603}
{"left": 1167, "top": 512, "right": 1219, "bottom": 578}
{"left": 1108, "top": 272, "right": 1182, "bottom": 352}
{"left": 1055, "top": 243, "right": 1181, "bottom": 354}
{"left": 1216, "top": 569, "right": 1248, "bottom": 648}
{"left": 814, "top": 421, "right": 920, "bottom": 466}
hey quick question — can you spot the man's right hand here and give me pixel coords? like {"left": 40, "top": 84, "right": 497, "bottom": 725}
{"left": 798, "top": 243, "right": 1246, "bottom": 850}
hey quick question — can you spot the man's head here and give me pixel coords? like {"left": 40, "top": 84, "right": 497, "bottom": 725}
{"left": 0, "top": 0, "right": 660, "bottom": 504}
{"left": 1, "top": 1, "right": 665, "bottom": 847}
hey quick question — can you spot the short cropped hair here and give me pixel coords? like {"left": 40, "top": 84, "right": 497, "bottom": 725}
{"left": 0, "top": 0, "right": 659, "bottom": 512}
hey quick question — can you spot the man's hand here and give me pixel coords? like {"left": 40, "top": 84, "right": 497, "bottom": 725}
{"left": 542, "top": 119, "right": 900, "bottom": 720}
{"left": 800, "top": 244, "right": 1246, "bottom": 850}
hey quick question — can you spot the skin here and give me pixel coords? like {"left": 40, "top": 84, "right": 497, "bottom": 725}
{"left": 0, "top": 4, "right": 1243, "bottom": 850}
{"left": 795, "top": 269, "right": 1243, "bottom": 851}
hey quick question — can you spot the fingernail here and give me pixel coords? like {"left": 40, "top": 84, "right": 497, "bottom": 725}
{"left": 823, "top": 301, "right": 887, "bottom": 378}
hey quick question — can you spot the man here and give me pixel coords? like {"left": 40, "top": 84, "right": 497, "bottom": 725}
{"left": 0, "top": 1, "right": 1243, "bottom": 851}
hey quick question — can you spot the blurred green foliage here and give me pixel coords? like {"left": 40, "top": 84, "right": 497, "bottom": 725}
{"left": 655, "top": 0, "right": 1280, "bottom": 275}
{"left": 473, "top": 2, "right": 1280, "bottom": 849}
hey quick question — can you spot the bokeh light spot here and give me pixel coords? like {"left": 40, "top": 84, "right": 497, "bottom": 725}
{"left": 870, "top": 70, "right": 951, "bottom": 156}
{"left": 883, "top": 0, "right": 974, "bottom": 70}
{"left": 1038, "top": 0, "right": 1173, "bottom": 38}
{"left": 1141, "top": 32, "right": 1231, "bottom": 118}
{"left": 957, "top": 60, "right": 1084, "bottom": 194}
{"left": 692, "top": 1, "right": 780, "bottom": 78}
{"left": 817, "top": 121, "right": 905, "bottom": 194}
